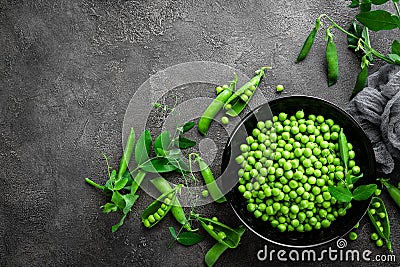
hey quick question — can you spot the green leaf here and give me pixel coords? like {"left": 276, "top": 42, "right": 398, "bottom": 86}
{"left": 114, "top": 177, "right": 129, "bottom": 191}
{"left": 392, "top": 40, "right": 400, "bottom": 55}
{"left": 338, "top": 129, "right": 349, "bottom": 170}
{"left": 111, "top": 191, "right": 125, "bottom": 210}
{"left": 360, "top": 2, "right": 372, "bottom": 12}
{"left": 122, "top": 194, "right": 139, "bottom": 214}
{"left": 349, "top": 0, "right": 360, "bottom": 8}
{"left": 176, "top": 232, "right": 205, "bottom": 246}
{"left": 347, "top": 21, "right": 364, "bottom": 52}
{"left": 154, "top": 131, "right": 171, "bottom": 156}
{"left": 169, "top": 226, "right": 177, "bottom": 239}
{"left": 328, "top": 186, "right": 353, "bottom": 203}
{"left": 371, "top": 0, "right": 389, "bottom": 4}
{"left": 353, "top": 184, "right": 377, "bottom": 200}
{"left": 140, "top": 158, "right": 177, "bottom": 173}
{"left": 166, "top": 156, "right": 190, "bottom": 173}
{"left": 101, "top": 203, "right": 118, "bottom": 213}
{"left": 182, "top": 121, "right": 195, "bottom": 133}
{"left": 178, "top": 137, "right": 196, "bottom": 149}
{"left": 351, "top": 173, "right": 364, "bottom": 184}
{"left": 387, "top": 53, "right": 400, "bottom": 63}
{"left": 112, "top": 213, "right": 127, "bottom": 233}
{"left": 356, "top": 10, "right": 400, "bottom": 31}
{"left": 135, "top": 130, "right": 152, "bottom": 165}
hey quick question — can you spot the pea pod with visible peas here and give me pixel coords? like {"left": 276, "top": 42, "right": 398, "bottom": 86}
{"left": 368, "top": 197, "right": 392, "bottom": 252}
{"left": 141, "top": 186, "right": 181, "bottom": 228}
{"left": 379, "top": 178, "right": 400, "bottom": 209}
{"left": 224, "top": 66, "right": 269, "bottom": 117}
{"left": 198, "top": 76, "right": 238, "bottom": 136}
{"left": 325, "top": 27, "right": 338, "bottom": 87}
{"left": 150, "top": 177, "right": 196, "bottom": 231}
{"left": 195, "top": 155, "right": 226, "bottom": 203}
{"left": 191, "top": 212, "right": 241, "bottom": 248}
{"left": 205, "top": 225, "right": 246, "bottom": 267}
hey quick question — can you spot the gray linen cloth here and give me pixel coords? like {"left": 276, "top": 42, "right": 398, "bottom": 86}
{"left": 346, "top": 64, "right": 400, "bottom": 174}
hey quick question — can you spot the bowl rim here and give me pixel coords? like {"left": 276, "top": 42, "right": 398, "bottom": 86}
{"left": 223, "top": 94, "right": 376, "bottom": 248}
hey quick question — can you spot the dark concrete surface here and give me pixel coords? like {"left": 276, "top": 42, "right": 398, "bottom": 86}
{"left": 1, "top": 0, "right": 399, "bottom": 266}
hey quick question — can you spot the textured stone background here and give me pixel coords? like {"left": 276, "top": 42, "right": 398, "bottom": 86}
{"left": 1, "top": 0, "right": 399, "bottom": 266}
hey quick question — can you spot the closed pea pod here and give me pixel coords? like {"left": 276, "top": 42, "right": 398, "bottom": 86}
{"left": 351, "top": 64, "right": 369, "bottom": 100}
{"left": 195, "top": 155, "right": 227, "bottom": 203}
{"left": 380, "top": 179, "right": 400, "bottom": 209}
{"left": 205, "top": 225, "right": 246, "bottom": 267}
{"left": 117, "top": 128, "right": 135, "bottom": 180}
{"left": 150, "top": 177, "right": 195, "bottom": 231}
{"left": 296, "top": 17, "right": 321, "bottom": 62}
{"left": 325, "top": 27, "right": 338, "bottom": 87}
{"left": 141, "top": 186, "right": 181, "bottom": 228}
{"left": 198, "top": 76, "right": 237, "bottom": 136}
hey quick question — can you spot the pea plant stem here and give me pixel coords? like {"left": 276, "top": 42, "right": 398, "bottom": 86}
{"left": 394, "top": 1, "right": 400, "bottom": 18}
{"left": 319, "top": 14, "right": 395, "bottom": 64}
{"left": 85, "top": 178, "right": 104, "bottom": 190}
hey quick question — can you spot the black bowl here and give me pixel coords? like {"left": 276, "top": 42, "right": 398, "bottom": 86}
{"left": 221, "top": 95, "right": 376, "bottom": 248}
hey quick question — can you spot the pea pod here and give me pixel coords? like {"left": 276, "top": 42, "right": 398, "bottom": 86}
{"left": 117, "top": 128, "right": 135, "bottom": 180}
{"left": 205, "top": 225, "right": 246, "bottom": 267}
{"left": 325, "top": 28, "right": 338, "bottom": 87}
{"left": 198, "top": 76, "right": 237, "bottom": 136}
{"left": 351, "top": 65, "right": 368, "bottom": 99}
{"left": 191, "top": 212, "right": 241, "bottom": 248}
{"left": 296, "top": 17, "right": 321, "bottom": 62}
{"left": 195, "top": 155, "right": 226, "bottom": 203}
{"left": 224, "top": 67, "right": 269, "bottom": 117}
{"left": 380, "top": 179, "right": 400, "bottom": 209}
{"left": 368, "top": 197, "right": 392, "bottom": 252}
{"left": 141, "top": 186, "right": 180, "bottom": 228}
{"left": 150, "top": 177, "right": 195, "bottom": 231}
{"left": 338, "top": 128, "right": 349, "bottom": 171}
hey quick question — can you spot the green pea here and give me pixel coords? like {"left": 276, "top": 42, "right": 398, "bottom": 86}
{"left": 148, "top": 215, "right": 156, "bottom": 223}
{"left": 202, "top": 190, "right": 209, "bottom": 197}
{"left": 376, "top": 239, "right": 384, "bottom": 247}
{"left": 154, "top": 213, "right": 161, "bottom": 221}
{"left": 370, "top": 232, "right": 379, "bottom": 241}
{"left": 321, "top": 219, "right": 331, "bottom": 228}
{"left": 348, "top": 231, "right": 357, "bottom": 241}
{"left": 143, "top": 219, "right": 151, "bottom": 227}
{"left": 279, "top": 112, "right": 288, "bottom": 121}
{"left": 290, "top": 205, "right": 300, "bottom": 214}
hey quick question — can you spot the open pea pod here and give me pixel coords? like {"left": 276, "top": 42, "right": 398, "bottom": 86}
{"left": 224, "top": 67, "right": 269, "bottom": 117}
{"left": 205, "top": 225, "right": 246, "bottom": 267}
{"left": 191, "top": 213, "right": 241, "bottom": 248}
{"left": 141, "top": 186, "right": 181, "bottom": 228}
{"left": 368, "top": 197, "right": 392, "bottom": 252}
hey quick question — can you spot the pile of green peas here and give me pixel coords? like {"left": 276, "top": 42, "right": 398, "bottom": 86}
{"left": 235, "top": 110, "right": 361, "bottom": 232}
